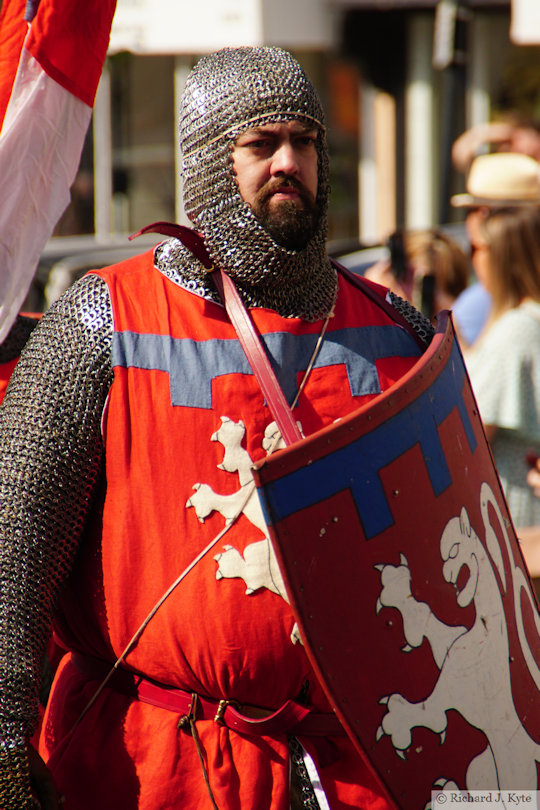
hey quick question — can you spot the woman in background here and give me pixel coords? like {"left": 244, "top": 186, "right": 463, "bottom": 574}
{"left": 364, "top": 228, "right": 470, "bottom": 323}
{"left": 465, "top": 203, "right": 540, "bottom": 529}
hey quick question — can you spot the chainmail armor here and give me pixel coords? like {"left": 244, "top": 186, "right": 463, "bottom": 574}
{"left": 0, "top": 746, "right": 37, "bottom": 809}
{"left": 387, "top": 290, "right": 435, "bottom": 346}
{"left": 177, "top": 47, "right": 337, "bottom": 321}
{"left": 289, "top": 736, "right": 321, "bottom": 809}
{"left": 155, "top": 238, "right": 222, "bottom": 305}
{"left": 0, "top": 274, "right": 113, "bottom": 808}
{"left": 0, "top": 314, "right": 39, "bottom": 365}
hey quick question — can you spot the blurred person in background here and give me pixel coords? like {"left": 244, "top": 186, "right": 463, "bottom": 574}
{"left": 452, "top": 153, "right": 540, "bottom": 530}
{"left": 451, "top": 153, "right": 540, "bottom": 347}
{"left": 452, "top": 112, "right": 540, "bottom": 175}
{"left": 523, "top": 459, "right": 540, "bottom": 596}
{"left": 451, "top": 114, "right": 540, "bottom": 345}
{"left": 363, "top": 228, "right": 469, "bottom": 323}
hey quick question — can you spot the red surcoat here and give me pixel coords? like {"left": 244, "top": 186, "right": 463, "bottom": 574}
{"left": 41, "top": 249, "right": 423, "bottom": 809}
{"left": 0, "top": 357, "right": 17, "bottom": 403}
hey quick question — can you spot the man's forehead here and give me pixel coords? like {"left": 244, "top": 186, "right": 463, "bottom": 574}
{"left": 237, "top": 120, "right": 318, "bottom": 138}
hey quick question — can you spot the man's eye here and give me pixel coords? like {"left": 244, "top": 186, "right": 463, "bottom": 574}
{"left": 296, "top": 136, "right": 316, "bottom": 147}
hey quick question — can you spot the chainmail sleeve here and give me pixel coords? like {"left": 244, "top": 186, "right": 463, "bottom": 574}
{"left": 0, "top": 274, "right": 114, "bottom": 808}
{"left": 387, "top": 290, "right": 435, "bottom": 347}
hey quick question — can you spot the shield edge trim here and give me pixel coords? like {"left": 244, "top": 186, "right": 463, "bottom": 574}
{"left": 252, "top": 313, "right": 468, "bottom": 806}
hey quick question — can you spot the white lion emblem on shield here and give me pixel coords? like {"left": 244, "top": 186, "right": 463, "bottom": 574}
{"left": 186, "top": 416, "right": 302, "bottom": 644}
{"left": 374, "top": 482, "right": 540, "bottom": 795}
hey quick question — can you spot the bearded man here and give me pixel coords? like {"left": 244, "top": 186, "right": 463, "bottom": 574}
{"left": 0, "top": 47, "right": 432, "bottom": 809}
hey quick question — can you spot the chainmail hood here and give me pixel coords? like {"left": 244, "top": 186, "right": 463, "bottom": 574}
{"left": 165, "top": 46, "right": 337, "bottom": 321}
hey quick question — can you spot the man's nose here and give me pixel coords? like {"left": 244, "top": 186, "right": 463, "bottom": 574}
{"left": 270, "top": 141, "right": 299, "bottom": 176}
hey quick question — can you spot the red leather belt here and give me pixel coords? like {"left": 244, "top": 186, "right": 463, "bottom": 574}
{"left": 71, "top": 654, "right": 344, "bottom": 738}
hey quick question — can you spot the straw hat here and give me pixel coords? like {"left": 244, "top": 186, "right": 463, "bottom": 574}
{"left": 451, "top": 152, "right": 540, "bottom": 208}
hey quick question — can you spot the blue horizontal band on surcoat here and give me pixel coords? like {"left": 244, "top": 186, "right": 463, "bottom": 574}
{"left": 111, "top": 325, "right": 421, "bottom": 409}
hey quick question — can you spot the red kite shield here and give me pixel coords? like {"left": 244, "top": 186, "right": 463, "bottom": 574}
{"left": 252, "top": 312, "right": 540, "bottom": 809}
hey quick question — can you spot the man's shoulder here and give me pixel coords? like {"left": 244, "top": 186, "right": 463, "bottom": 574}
{"left": 336, "top": 268, "right": 434, "bottom": 348}
{"left": 91, "top": 246, "right": 158, "bottom": 281}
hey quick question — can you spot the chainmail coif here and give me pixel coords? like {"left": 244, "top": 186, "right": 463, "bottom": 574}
{"left": 158, "top": 46, "right": 338, "bottom": 321}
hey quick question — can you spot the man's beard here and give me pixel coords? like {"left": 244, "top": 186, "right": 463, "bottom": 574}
{"left": 251, "top": 177, "right": 319, "bottom": 251}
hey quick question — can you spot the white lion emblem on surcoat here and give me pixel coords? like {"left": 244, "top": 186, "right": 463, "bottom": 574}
{"left": 186, "top": 416, "right": 302, "bottom": 644}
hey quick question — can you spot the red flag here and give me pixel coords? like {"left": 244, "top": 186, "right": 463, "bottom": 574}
{"left": 26, "top": 0, "right": 117, "bottom": 106}
{"left": 0, "top": 0, "right": 117, "bottom": 342}
{"left": 0, "top": 0, "right": 27, "bottom": 129}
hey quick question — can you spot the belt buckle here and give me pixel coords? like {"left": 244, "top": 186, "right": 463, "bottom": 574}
{"left": 178, "top": 692, "right": 200, "bottom": 732}
{"left": 214, "top": 698, "right": 237, "bottom": 725}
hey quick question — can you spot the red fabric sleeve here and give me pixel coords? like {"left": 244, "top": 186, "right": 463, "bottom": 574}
{"left": 0, "top": 0, "right": 27, "bottom": 130}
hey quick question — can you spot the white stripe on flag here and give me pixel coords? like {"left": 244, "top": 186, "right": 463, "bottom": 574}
{"left": 0, "top": 44, "right": 91, "bottom": 342}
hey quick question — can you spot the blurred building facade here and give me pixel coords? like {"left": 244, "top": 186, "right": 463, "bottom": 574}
{"left": 54, "top": 0, "right": 540, "bottom": 255}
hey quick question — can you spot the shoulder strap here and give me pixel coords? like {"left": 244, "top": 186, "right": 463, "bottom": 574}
{"left": 130, "top": 221, "right": 213, "bottom": 269}
{"left": 211, "top": 269, "right": 302, "bottom": 445}
{"left": 131, "top": 222, "right": 301, "bottom": 445}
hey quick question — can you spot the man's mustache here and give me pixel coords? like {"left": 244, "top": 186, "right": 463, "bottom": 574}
{"left": 256, "top": 176, "right": 315, "bottom": 207}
